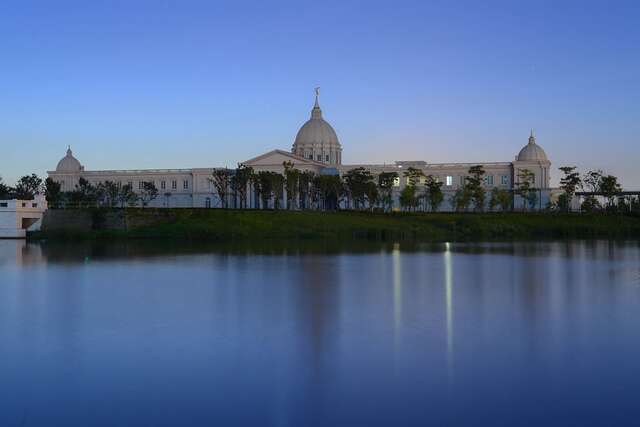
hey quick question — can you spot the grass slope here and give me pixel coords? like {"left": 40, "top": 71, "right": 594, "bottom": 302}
{"left": 33, "top": 209, "right": 640, "bottom": 241}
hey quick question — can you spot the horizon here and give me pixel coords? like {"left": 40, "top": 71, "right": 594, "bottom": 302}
{"left": 2, "top": 0, "right": 639, "bottom": 187}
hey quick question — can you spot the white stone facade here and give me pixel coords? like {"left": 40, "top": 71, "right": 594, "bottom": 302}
{"left": 47, "top": 93, "right": 552, "bottom": 210}
{"left": 0, "top": 196, "right": 48, "bottom": 238}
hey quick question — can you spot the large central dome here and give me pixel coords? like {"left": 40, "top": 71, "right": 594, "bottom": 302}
{"left": 292, "top": 90, "right": 342, "bottom": 165}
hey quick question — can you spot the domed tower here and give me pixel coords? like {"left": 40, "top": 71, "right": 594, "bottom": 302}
{"left": 52, "top": 146, "right": 84, "bottom": 192}
{"left": 56, "top": 146, "right": 84, "bottom": 173}
{"left": 514, "top": 130, "right": 551, "bottom": 189}
{"left": 292, "top": 88, "right": 342, "bottom": 165}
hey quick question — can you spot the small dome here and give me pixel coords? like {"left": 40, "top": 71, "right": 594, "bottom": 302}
{"left": 56, "top": 147, "right": 84, "bottom": 172}
{"left": 517, "top": 131, "right": 548, "bottom": 161}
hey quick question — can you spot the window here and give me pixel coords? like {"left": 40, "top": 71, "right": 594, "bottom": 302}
{"left": 127, "top": 181, "right": 133, "bottom": 189}
{"left": 326, "top": 154, "right": 330, "bottom": 162}
{"left": 308, "top": 154, "right": 313, "bottom": 160}
{"left": 460, "top": 176, "right": 465, "bottom": 185}
{"left": 393, "top": 177, "right": 400, "bottom": 187}
{"left": 22, "top": 203, "right": 26, "bottom": 207}
{"left": 0, "top": 203, "right": 7, "bottom": 207}
{"left": 172, "top": 180, "right": 177, "bottom": 190}
{"left": 446, "top": 176, "right": 453, "bottom": 186}
{"left": 138, "top": 181, "right": 144, "bottom": 190}
{"left": 183, "top": 180, "right": 189, "bottom": 190}
{"left": 161, "top": 181, "right": 166, "bottom": 190}
{"left": 317, "top": 154, "right": 322, "bottom": 161}
{"left": 485, "top": 175, "right": 494, "bottom": 185}
{"left": 32, "top": 203, "right": 38, "bottom": 208}
{"left": 205, "top": 197, "right": 211, "bottom": 208}
{"left": 501, "top": 175, "right": 508, "bottom": 185}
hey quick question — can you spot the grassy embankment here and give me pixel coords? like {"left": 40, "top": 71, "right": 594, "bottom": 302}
{"left": 30, "top": 208, "right": 640, "bottom": 241}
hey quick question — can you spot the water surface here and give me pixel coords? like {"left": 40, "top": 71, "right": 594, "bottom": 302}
{"left": 1, "top": 240, "right": 639, "bottom": 426}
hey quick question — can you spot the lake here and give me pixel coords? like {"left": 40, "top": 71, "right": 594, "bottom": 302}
{"left": 1, "top": 239, "right": 639, "bottom": 426}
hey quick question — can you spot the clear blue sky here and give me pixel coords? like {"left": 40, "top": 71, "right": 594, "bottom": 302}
{"left": 1, "top": 0, "right": 638, "bottom": 186}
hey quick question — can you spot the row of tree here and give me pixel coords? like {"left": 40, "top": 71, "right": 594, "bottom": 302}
{"left": 206, "top": 162, "right": 538, "bottom": 212}
{"left": 557, "top": 167, "right": 629, "bottom": 213}
{"left": 2, "top": 164, "right": 633, "bottom": 214}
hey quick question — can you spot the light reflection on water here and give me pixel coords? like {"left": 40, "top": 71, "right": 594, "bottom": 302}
{"left": 1, "top": 239, "right": 640, "bottom": 426}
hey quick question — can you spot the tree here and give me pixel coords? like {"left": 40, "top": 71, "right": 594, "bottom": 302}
{"left": 298, "top": 171, "right": 315, "bottom": 210}
{"left": 399, "top": 185, "right": 418, "bottom": 211}
{"left": 516, "top": 169, "right": 537, "bottom": 211}
{"left": 69, "top": 177, "right": 97, "bottom": 208}
{"left": 377, "top": 171, "right": 398, "bottom": 212}
{"left": 117, "top": 184, "right": 138, "bottom": 208}
{"left": 490, "top": 188, "right": 512, "bottom": 212}
{"left": 232, "top": 163, "right": 253, "bottom": 209}
{"left": 451, "top": 187, "right": 472, "bottom": 212}
{"left": 599, "top": 174, "right": 622, "bottom": 210}
{"left": 139, "top": 182, "right": 158, "bottom": 207}
{"left": 210, "top": 169, "right": 232, "bottom": 208}
{"left": 102, "top": 181, "right": 120, "bottom": 208}
{"left": 283, "top": 161, "right": 300, "bottom": 210}
{"left": 257, "top": 171, "right": 274, "bottom": 209}
{"left": 344, "top": 167, "right": 375, "bottom": 209}
{"left": 269, "top": 172, "right": 285, "bottom": 210}
{"left": 14, "top": 174, "right": 43, "bottom": 200}
{"left": 465, "top": 165, "right": 486, "bottom": 212}
{"left": 44, "top": 178, "right": 62, "bottom": 208}
{"left": 558, "top": 166, "right": 581, "bottom": 212}
{"left": 316, "top": 174, "right": 343, "bottom": 210}
{"left": 424, "top": 175, "right": 444, "bottom": 212}
{"left": 582, "top": 169, "right": 602, "bottom": 211}
{"left": 365, "top": 181, "right": 379, "bottom": 210}
{"left": 0, "top": 177, "right": 12, "bottom": 199}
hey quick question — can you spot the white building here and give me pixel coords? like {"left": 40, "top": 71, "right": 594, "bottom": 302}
{"left": 48, "top": 91, "right": 552, "bottom": 210}
{"left": 0, "top": 196, "right": 47, "bottom": 238}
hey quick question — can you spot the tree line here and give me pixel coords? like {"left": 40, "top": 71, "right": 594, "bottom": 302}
{"left": 2, "top": 164, "right": 635, "bottom": 214}
{"left": 556, "top": 167, "right": 636, "bottom": 213}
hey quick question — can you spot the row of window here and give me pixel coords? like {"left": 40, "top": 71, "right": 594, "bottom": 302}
{"left": 394, "top": 175, "right": 510, "bottom": 187}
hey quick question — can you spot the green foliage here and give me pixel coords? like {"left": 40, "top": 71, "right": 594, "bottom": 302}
{"left": 581, "top": 196, "right": 601, "bottom": 213}
{"left": 232, "top": 163, "right": 254, "bottom": 209}
{"left": 315, "top": 174, "right": 343, "bottom": 211}
{"left": 210, "top": 169, "right": 232, "bottom": 208}
{"left": 451, "top": 187, "right": 472, "bottom": 212}
{"left": 44, "top": 178, "right": 62, "bottom": 207}
{"left": 0, "top": 176, "right": 12, "bottom": 199}
{"left": 558, "top": 166, "right": 581, "bottom": 212}
{"left": 489, "top": 187, "right": 512, "bottom": 212}
{"left": 424, "top": 175, "right": 444, "bottom": 212}
{"left": 140, "top": 182, "right": 159, "bottom": 207}
{"left": 516, "top": 169, "right": 537, "bottom": 211}
{"left": 117, "top": 184, "right": 138, "bottom": 208}
{"left": 14, "top": 174, "right": 43, "bottom": 200}
{"left": 283, "top": 161, "right": 300, "bottom": 210}
{"left": 377, "top": 171, "right": 398, "bottom": 212}
{"left": 298, "top": 171, "right": 315, "bottom": 210}
{"left": 101, "top": 181, "right": 120, "bottom": 208}
{"left": 399, "top": 185, "right": 418, "bottom": 211}
{"left": 465, "top": 165, "right": 486, "bottom": 212}
{"left": 599, "top": 175, "right": 622, "bottom": 209}
{"left": 344, "top": 167, "right": 375, "bottom": 209}
{"left": 583, "top": 170, "right": 603, "bottom": 193}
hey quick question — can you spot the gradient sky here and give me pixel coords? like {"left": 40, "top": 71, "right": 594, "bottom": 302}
{"left": 1, "top": 0, "right": 638, "bottom": 186}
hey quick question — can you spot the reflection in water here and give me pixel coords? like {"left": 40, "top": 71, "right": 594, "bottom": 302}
{"left": 392, "top": 243, "right": 402, "bottom": 345}
{"left": 1, "top": 239, "right": 640, "bottom": 426}
{"left": 444, "top": 242, "right": 453, "bottom": 381}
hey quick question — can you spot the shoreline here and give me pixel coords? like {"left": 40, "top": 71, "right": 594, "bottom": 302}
{"left": 28, "top": 208, "right": 640, "bottom": 242}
